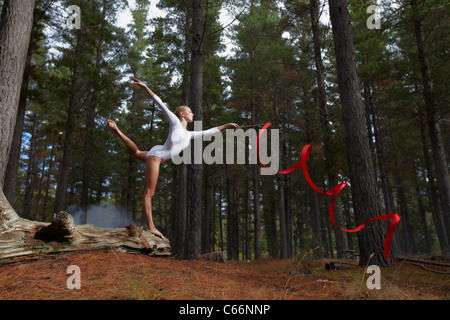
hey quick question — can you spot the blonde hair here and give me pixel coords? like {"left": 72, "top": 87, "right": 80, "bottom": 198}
{"left": 174, "top": 105, "right": 190, "bottom": 119}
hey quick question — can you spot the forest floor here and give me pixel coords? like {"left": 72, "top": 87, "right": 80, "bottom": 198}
{"left": 0, "top": 250, "right": 448, "bottom": 300}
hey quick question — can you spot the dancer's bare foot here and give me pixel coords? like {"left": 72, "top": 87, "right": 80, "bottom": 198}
{"left": 107, "top": 120, "right": 119, "bottom": 134}
{"left": 147, "top": 226, "right": 164, "bottom": 240}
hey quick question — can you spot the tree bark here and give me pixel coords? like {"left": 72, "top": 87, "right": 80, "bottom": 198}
{"left": 243, "top": 178, "right": 250, "bottom": 259}
{"left": 0, "top": 0, "right": 35, "bottom": 188}
{"left": 415, "top": 185, "right": 432, "bottom": 253}
{"left": 81, "top": 102, "right": 96, "bottom": 224}
{"left": 42, "top": 141, "right": 56, "bottom": 223}
{"left": 176, "top": 10, "right": 191, "bottom": 259}
{"left": 328, "top": 0, "right": 393, "bottom": 266}
{"left": 304, "top": 89, "right": 322, "bottom": 258}
{"left": 248, "top": 5, "right": 262, "bottom": 259}
{"left": 81, "top": 23, "right": 104, "bottom": 223}
{"left": 411, "top": 0, "right": 450, "bottom": 245}
{"left": 225, "top": 165, "right": 238, "bottom": 260}
{"left": 202, "top": 165, "right": 212, "bottom": 254}
{"left": 393, "top": 155, "right": 418, "bottom": 254}
{"left": 34, "top": 148, "right": 48, "bottom": 221}
{"left": 3, "top": 30, "right": 34, "bottom": 205}
{"left": 264, "top": 182, "right": 278, "bottom": 258}
{"left": 310, "top": 0, "right": 348, "bottom": 258}
{"left": 252, "top": 164, "right": 262, "bottom": 259}
{"left": 177, "top": 163, "right": 188, "bottom": 258}
{"left": 22, "top": 113, "right": 38, "bottom": 219}
{"left": 419, "top": 112, "right": 449, "bottom": 252}
{"left": 53, "top": 28, "right": 87, "bottom": 213}
{"left": 273, "top": 84, "right": 287, "bottom": 259}
{"left": 185, "top": 0, "right": 204, "bottom": 260}
{"left": 369, "top": 86, "right": 395, "bottom": 219}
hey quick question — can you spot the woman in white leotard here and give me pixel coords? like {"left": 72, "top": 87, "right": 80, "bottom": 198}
{"left": 108, "top": 78, "right": 238, "bottom": 239}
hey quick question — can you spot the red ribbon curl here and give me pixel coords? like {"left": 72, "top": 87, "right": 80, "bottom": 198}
{"left": 257, "top": 122, "right": 400, "bottom": 259}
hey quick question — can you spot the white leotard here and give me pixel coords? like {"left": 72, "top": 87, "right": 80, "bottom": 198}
{"left": 146, "top": 95, "right": 219, "bottom": 162}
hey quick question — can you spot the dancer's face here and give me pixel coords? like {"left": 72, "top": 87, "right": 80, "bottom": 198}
{"left": 182, "top": 108, "right": 194, "bottom": 122}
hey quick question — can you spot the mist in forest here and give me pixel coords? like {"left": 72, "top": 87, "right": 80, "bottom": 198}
{"left": 68, "top": 203, "right": 136, "bottom": 228}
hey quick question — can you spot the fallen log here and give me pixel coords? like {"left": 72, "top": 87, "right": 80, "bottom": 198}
{"left": 0, "top": 189, "right": 170, "bottom": 263}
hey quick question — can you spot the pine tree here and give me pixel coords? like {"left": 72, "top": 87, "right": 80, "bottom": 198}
{"left": 0, "top": 0, "right": 35, "bottom": 187}
{"left": 329, "top": 0, "right": 393, "bottom": 266}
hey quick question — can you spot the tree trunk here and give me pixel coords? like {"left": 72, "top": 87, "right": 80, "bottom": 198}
{"left": 176, "top": 10, "right": 191, "bottom": 258}
{"left": 369, "top": 86, "right": 394, "bottom": 216}
{"left": 368, "top": 90, "right": 402, "bottom": 254}
{"left": 3, "top": 30, "right": 34, "bottom": 205}
{"left": 22, "top": 113, "right": 38, "bottom": 219}
{"left": 211, "top": 185, "right": 216, "bottom": 252}
{"left": 0, "top": 0, "right": 35, "bottom": 188}
{"left": 81, "top": 101, "right": 96, "bottom": 224}
{"left": 273, "top": 85, "right": 287, "bottom": 259}
{"left": 202, "top": 165, "right": 212, "bottom": 254}
{"left": 41, "top": 140, "right": 56, "bottom": 223}
{"left": 219, "top": 185, "right": 224, "bottom": 251}
{"left": 252, "top": 165, "right": 262, "bottom": 259}
{"left": 415, "top": 185, "right": 432, "bottom": 253}
{"left": 286, "top": 176, "right": 294, "bottom": 258}
{"left": 54, "top": 28, "right": 87, "bottom": 213}
{"left": 248, "top": 12, "right": 262, "bottom": 259}
{"left": 393, "top": 153, "right": 418, "bottom": 254}
{"left": 411, "top": 0, "right": 450, "bottom": 244}
{"left": 81, "top": 27, "right": 104, "bottom": 223}
{"left": 34, "top": 148, "right": 49, "bottom": 221}
{"left": 310, "top": 0, "right": 348, "bottom": 259}
{"left": 185, "top": 0, "right": 204, "bottom": 260}
{"left": 304, "top": 90, "right": 322, "bottom": 257}
{"left": 243, "top": 178, "right": 250, "bottom": 259}
{"left": 177, "top": 164, "right": 188, "bottom": 258}
{"left": 328, "top": 0, "right": 392, "bottom": 266}
{"left": 264, "top": 181, "right": 278, "bottom": 259}
{"left": 343, "top": 193, "right": 354, "bottom": 251}
{"left": 225, "top": 165, "right": 238, "bottom": 260}
{"left": 419, "top": 112, "right": 449, "bottom": 252}
{"left": 278, "top": 174, "right": 287, "bottom": 259}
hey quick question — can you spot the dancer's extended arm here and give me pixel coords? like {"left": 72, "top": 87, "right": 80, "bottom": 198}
{"left": 190, "top": 123, "right": 239, "bottom": 140}
{"left": 217, "top": 123, "right": 239, "bottom": 131}
{"left": 132, "top": 78, "right": 179, "bottom": 126}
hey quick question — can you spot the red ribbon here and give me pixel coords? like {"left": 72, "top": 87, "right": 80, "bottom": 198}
{"left": 257, "top": 122, "right": 400, "bottom": 259}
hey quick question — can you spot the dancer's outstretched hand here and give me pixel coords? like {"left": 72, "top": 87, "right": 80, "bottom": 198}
{"left": 218, "top": 123, "right": 239, "bottom": 131}
{"left": 226, "top": 123, "right": 239, "bottom": 129}
{"left": 107, "top": 120, "right": 120, "bottom": 134}
{"left": 131, "top": 77, "right": 145, "bottom": 88}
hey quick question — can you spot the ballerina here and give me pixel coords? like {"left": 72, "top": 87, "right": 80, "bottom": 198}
{"left": 108, "top": 78, "right": 238, "bottom": 239}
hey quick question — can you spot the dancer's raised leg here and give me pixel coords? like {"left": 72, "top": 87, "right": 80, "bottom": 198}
{"left": 107, "top": 120, "right": 147, "bottom": 162}
{"left": 143, "top": 155, "right": 164, "bottom": 239}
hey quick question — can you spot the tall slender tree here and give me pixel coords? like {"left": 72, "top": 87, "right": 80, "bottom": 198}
{"left": 410, "top": 0, "right": 450, "bottom": 248}
{"left": 184, "top": 0, "right": 205, "bottom": 260}
{"left": 2, "top": 1, "right": 48, "bottom": 205}
{"left": 0, "top": 0, "right": 36, "bottom": 188}
{"left": 53, "top": 0, "right": 90, "bottom": 213}
{"left": 309, "top": 0, "right": 348, "bottom": 258}
{"left": 328, "top": 0, "right": 393, "bottom": 266}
